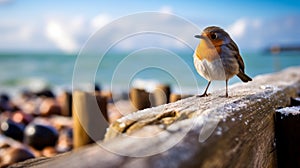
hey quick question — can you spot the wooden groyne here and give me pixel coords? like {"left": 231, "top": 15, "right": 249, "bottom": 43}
{"left": 10, "top": 67, "right": 300, "bottom": 168}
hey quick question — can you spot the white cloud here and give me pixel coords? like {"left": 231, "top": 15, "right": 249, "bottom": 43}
{"left": 107, "top": 14, "right": 198, "bottom": 51}
{"left": 1, "top": 11, "right": 197, "bottom": 52}
{"left": 90, "top": 14, "right": 111, "bottom": 31}
{"left": 116, "top": 35, "right": 187, "bottom": 51}
{"left": 0, "top": 21, "right": 35, "bottom": 50}
{"left": 159, "top": 6, "right": 173, "bottom": 14}
{"left": 226, "top": 18, "right": 267, "bottom": 49}
{"left": 19, "top": 25, "right": 34, "bottom": 40}
{"left": 1, "top": 13, "right": 300, "bottom": 52}
{"left": 227, "top": 18, "right": 247, "bottom": 38}
{"left": 45, "top": 20, "right": 78, "bottom": 53}
{"left": 227, "top": 18, "right": 262, "bottom": 39}
{"left": 43, "top": 14, "right": 112, "bottom": 53}
{"left": 70, "top": 16, "right": 86, "bottom": 33}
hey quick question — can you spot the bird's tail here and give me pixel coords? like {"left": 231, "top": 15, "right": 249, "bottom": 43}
{"left": 237, "top": 72, "right": 252, "bottom": 82}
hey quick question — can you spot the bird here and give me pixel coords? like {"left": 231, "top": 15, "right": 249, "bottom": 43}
{"left": 193, "top": 26, "right": 252, "bottom": 97}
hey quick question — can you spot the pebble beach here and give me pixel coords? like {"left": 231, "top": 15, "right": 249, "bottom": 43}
{"left": 0, "top": 82, "right": 148, "bottom": 166}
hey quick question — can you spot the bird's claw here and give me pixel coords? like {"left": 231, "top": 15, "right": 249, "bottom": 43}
{"left": 197, "top": 93, "right": 210, "bottom": 97}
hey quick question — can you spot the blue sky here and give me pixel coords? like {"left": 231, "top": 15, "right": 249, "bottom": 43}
{"left": 1, "top": 0, "right": 300, "bottom": 53}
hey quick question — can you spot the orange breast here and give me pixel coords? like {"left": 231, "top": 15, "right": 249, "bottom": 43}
{"left": 195, "top": 40, "right": 222, "bottom": 62}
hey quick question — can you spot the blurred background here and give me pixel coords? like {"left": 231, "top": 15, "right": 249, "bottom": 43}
{"left": 0, "top": 0, "right": 300, "bottom": 95}
{"left": 0, "top": 1, "right": 300, "bottom": 166}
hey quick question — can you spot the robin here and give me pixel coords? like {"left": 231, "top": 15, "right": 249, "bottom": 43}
{"left": 194, "top": 26, "right": 252, "bottom": 97}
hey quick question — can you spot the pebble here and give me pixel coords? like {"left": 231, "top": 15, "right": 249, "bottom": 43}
{"left": 39, "top": 98, "right": 61, "bottom": 116}
{"left": 24, "top": 124, "right": 59, "bottom": 150}
{"left": 0, "top": 147, "right": 35, "bottom": 167}
{"left": 0, "top": 119, "right": 25, "bottom": 142}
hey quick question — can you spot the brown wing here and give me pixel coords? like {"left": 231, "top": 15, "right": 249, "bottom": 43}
{"left": 227, "top": 40, "right": 245, "bottom": 73}
{"left": 227, "top": 39, "right": 252, "bottom": 82}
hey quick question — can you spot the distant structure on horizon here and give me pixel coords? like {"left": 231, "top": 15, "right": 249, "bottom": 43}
{"left": 268, "top": 44, "right": 300, "bottom": 54}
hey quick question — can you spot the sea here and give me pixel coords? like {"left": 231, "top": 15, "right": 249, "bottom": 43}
{"left": 0, "top": 50, "right": 300, "bottom": 97}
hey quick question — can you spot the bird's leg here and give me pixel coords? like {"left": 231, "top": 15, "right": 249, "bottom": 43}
{"left": 225, "top": 80, "right": 228, "bottom": 98}
{"left": 197, "top": 81, "right": 211, "bottom": 97}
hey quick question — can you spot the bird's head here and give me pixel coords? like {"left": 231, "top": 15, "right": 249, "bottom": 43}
{"left": 195, "top": 26, "right": 231, "bottom": 47}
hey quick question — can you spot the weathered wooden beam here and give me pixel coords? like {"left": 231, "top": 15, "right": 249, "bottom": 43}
{"left": 10, "top": 67, "right": 300, "bottom": 168}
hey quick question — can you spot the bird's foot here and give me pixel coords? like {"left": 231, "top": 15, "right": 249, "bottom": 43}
{"left": 220, "top": 94, "right": 231, "bottom": 98}
{"left": 196, "top": 93, "right": 210, "bottom": 97}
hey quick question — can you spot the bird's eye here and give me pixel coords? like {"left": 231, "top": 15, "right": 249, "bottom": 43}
{"left": 211, "top": 33, "right": 218, "bottom": 40}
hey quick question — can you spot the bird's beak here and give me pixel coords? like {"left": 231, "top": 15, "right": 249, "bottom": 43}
{"left": 194, "top": 35, "right": 203, "bottom": 39}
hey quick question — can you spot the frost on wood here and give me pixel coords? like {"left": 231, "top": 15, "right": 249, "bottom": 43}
{"left": 106, "top": 67, "right": 300, "bottom": 142}
{"left": 276, "top": 106, "right": 300, "bottom": 116}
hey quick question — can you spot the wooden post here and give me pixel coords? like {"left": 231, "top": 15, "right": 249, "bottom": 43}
{"left": 169, "top": 93, "right": 193, "bottom": 103}
{"left": 95, "top": 92, "right": 108, "bottom": 122}
{"left": 275, "top": 102, "right": 300, "bottom": 168}
{"left": 72, "top": 91, "right": 108, "bottom": 149}
{"left": 150, "top": 84, "right": 171, "bottom": 107}
{"left": 100, "top": 91, "right": 113, "bottom": 103}
{"left": 59, "top": 91, "right": 72, "bottom": 117}
{"left": 130, "top": 88, "right": 150, "bottom": 110}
